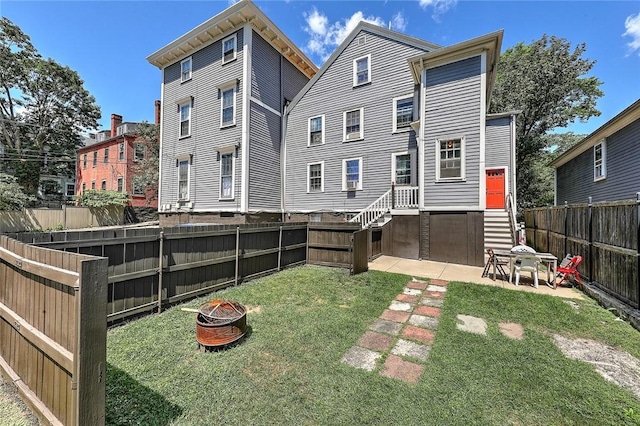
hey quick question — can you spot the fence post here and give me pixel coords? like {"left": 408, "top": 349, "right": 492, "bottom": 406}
{"left": 158, "top": 231, "right": 164, "bottom": 314}
{"left": 564, "top": 201, "right": 568, "bottom": 256}
{"left": 278, "top": 225, "right": 283, "bottom": 271}
{"left": 546, "top": 205, "right": 551, "bottom": 253}
{"left": 235, "top": 226, "right": 240, "bottom": 286}
{"left": 588, "top": 197, "right": 593, "bottom": 284}
{"left": 533, "top": 208, "right": 537, "bottom": 250}
{"left": 636, "top": 193, "right": 640, "bottom": 308}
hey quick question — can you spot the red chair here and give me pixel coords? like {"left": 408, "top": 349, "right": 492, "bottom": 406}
{"left": 554, "top": 255, "right": 583, "bottom": 289}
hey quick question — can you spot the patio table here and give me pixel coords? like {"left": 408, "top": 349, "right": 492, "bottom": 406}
{"left": 491, "top": 249, "right": 558, "bottom": 288}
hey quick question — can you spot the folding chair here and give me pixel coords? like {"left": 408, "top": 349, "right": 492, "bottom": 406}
{"left": 482, "top": 248, "right": 508, "bottom": 279}
{"left": 554, "top": 255, "right": 583, "bottom": 289}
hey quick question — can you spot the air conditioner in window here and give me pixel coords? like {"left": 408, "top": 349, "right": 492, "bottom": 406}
{"left": 346, "top": 180, "right": 358, "bottom": 190}
{"left": 346, "top": 132, "right": 360, "bottom": 141}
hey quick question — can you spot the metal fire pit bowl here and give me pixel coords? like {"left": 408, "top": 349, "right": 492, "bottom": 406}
{"left": 195, "top": 299, "right": 247, "bottom": 349}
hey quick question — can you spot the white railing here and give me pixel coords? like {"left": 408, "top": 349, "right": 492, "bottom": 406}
{"left": 506, "top": 192, "right": 518, "bottom": 245}
{"left": 349, "top": 186, "right": 419, "bottom": 228}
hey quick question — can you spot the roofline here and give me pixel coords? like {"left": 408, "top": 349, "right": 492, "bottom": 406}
{"left": 487, "top": 110, "right": 521, "bottom": 119}
{"left": 77, "top": 133, "right": 136, "bottom": 153}
{"left": 407, "top": 30, "right": 504, "bottom": 107}
{"left": 287, "top": 21, "right": 441, "bottom": 111}
{"left": 550, "top": 99, "right": 640, "bottom": 168}
{"left": 146, "top": 0, "right": 317, "bottom": 79}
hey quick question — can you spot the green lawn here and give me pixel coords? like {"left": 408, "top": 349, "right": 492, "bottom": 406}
{"left": 104, "top": 265, "right": 640, "bottom": 425}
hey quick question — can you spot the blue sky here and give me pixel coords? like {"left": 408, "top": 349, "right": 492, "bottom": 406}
{"left": 2, "top": 1, "right": 639, "bottom": 136}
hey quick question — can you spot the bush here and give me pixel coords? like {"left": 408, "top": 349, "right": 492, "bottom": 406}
{"left": 0, "top": 173, "right": 35, "bottom": 210}
{"left": 76, "top": 190, "right": 129, "bottom": 207}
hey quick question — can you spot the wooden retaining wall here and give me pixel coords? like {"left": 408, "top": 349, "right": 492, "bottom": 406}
{"left": 0, "top": 236, "right": 107, "bottom": 425}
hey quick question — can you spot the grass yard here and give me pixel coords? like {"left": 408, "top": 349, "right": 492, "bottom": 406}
{"left": 104, "top": 265, "right": 640, "bottom": 425}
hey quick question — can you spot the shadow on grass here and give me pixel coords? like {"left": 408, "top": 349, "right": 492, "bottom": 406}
{"left": 106, "top": 363, "right": 183, "bottom": 426}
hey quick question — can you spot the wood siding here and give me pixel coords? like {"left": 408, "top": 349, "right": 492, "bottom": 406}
{"left": 423, "top": 56, "right": 482, "bottom": 207}
{"left": 556, "top": 118, "right": 640, "bottom": 204}
{"left": 285, "top": 30, "right": 428, "bottom": 212}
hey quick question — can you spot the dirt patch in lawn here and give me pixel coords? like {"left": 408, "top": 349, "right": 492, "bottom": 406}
{"left": 553, "top": 334, "right": 640, "bottom": 399}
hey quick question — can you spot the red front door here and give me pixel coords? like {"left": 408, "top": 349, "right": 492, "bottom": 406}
{"left": 486, "top": 169, "right": 505, "bottom": 209}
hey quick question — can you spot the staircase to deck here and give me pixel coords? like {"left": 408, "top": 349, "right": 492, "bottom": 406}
{"left": 484, "top": 210, "right": 515, "bottom": 251}
{"left": 349, "top": 186, "right": 419, "bottom": 228}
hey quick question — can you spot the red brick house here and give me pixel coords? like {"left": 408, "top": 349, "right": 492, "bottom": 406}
{"left": 76, "top": 108, "right": 158, "bottom": 209}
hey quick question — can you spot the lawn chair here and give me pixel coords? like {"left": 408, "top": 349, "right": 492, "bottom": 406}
{"left": 510, "top": 254, "right": 541, "bottom": 288}
{"left": 554, "top": 255, "right": 583, "bottom": 289}
{"left": 482, "top": 248, "right": 508, "bottom": 280}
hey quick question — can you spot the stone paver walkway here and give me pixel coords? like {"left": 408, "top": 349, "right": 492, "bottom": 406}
{"left": 341, "top": 278, "right": 447, "bottom": 383}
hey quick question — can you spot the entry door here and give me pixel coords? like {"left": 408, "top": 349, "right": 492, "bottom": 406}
{"left": 486, "top": 169, "right": 505, "bottom": 209}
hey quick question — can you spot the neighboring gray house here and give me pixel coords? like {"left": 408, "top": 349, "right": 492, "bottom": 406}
{"left": 551, "top": 99, "right": 640, "bottom": 205}
{"left": 147, "top": 0, "right": 317, "bottom": 225}
{"left": 283, "top": 24, "right": 518, "bottom": 266}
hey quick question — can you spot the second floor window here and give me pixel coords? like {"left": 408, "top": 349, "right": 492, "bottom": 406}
{"left": 180, "top": 102, "right": 191, "bottom": 137}
{"left": 393, "top": 96, "right": 413, "bottom": 132}
{"left": 93, "top": 151, "right": 97, "bottom": 167}
{"left": 221, "top": 87, "right": 235, "bottom": 127}
{"left": 344, "top": 108, "right": 363, "bottom": 141}
{"left": 134, "top": 143, "right": 145, "bottom": 161}
{"left": 309, "top": 116, "right": 324, "bottom": 146}
{"left": 438, "top": 138, "right": 464, "bottom": 180}
{"left": 119, "top": 142, "right": 125, "bottom": 161}
{"left": 104, "top": 147, "right": 109, "bottom": 163}
{"left": 353, "top": 54, "right": 371, "bottom": 86}
{"left": 181, "top": 57, "right": 192, "bottom": 82}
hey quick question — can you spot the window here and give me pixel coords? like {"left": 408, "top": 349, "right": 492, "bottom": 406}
{"left": 134, "top": 143, "right": 145, "bottom": 161}
{"left": 83, "top": 154, "right": 87, "bottom": 169}
{"left": 221, "top": 87, "right": 235, "bottom": 127}
{"left": 179, "top": 102, "right": 191, "bottom": 137}
{"left": 343, "top": 108, "right": 364, "bottom": 141}
{"left": 117, "top": 177, "right": 123, "bottom": 192}
{"left": 437, "top": 137, "right": 465, "bottom": 180}
{"left": 91, "top": 181, "right": 95, "bottom": 190}
{"left": 222, "top": 34, "right": 237, "bottom": 64}
{"left": 393, "top": 95, "right": 413, "bottom": 132}
{"left": 66, "top": 183, "right": 75, "bottom": 196}
{"left": 181, "top": 57, "right": 192, "bottom": 82}
{"left": 308, "top": 115, "right": 324, "bottom": 146}
{"left": 119, "top": 142, "right": 125, "bottom": 160}
{"left": 594, "top": 140, "right": 606, "bottom": 181}
{"left": 133, "top": 181, "right": 144, "bottom": 196}
{"left": 220, "top": 152, "right": 234, "bottom": 199}
{"left": 392, "top": 153, "right": 413, "bottom": 185}
{"left": 342, "top": 157, "right": 362, "bottom": 191}
{"left": 104, "top": 148, "right": 109, "bottom": 163}
{"left": 92, "top": 151, "right": 97, "bottom": 167}
{"left": 307, "top": 162, "right": 324, "bottom": 193}
{"left": 101, "top": 180, "right": 106, "bottom": 191}
{"left": 177, "top": 158, "right": 190, "bottom": 200}
{"left": 82, "top": 183, "right": 86, "bottom": 193}
{"left": 353, "top": 54, "right": 371, "bottom": 86}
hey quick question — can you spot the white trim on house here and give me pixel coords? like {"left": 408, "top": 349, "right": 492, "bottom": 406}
{"left": 343, "top": 107, "right": 364, "bottom": 142}
{"left": 218, "top": 148, "right": 236, "bottom": 201}
{"left": 392, "top": 94, "right": 413, "bottom": 133}
{"left": 421, "top": 205, "right": 483, "bottom": 211}
{"left": 353, "top": 54, "right": 371, "bottom": 87}
{"left": 250, "top": 97, "right": 281, "bottom": 117}
{"left": 176, "top": 155, "right": 191, "bottom": 201}
{"left": 479, "top": 51, "right": 487, "bottom": 210}
{"left": 391, "top": 151, "right": 416, "bottom": 186}
{"left": 342, "top": 157, "right": 363, "bottom": 191}
{"left": 435, "top": 136, "right": 466, "bottom": 182}
{"left": 418, "top": 68, "right": 426, "bottom": 209}
{"left": 593, "top": 139, "right": 607, "bottom": 181}
{"left": 178, "top": 101, "right": 191, "bottom": 139}
{"left": 241, "top": 25, "right": 251, "bottom": 213}
{"left": 307, "top": 161, "right": 324, "bottom": 193}
{"left": 220, "top": 86, "right": 237, "bottom": 128}
{"left": 158, "top": 83, "right": 164, "bottom": 212}
{"left": 308, "top": 114, "right": 325, "bottom": 146}
{"left": 180, "top": 56, "right": 192, "bottom": 82}
{"left": 222, "top": 33, "right": 238, "bottom": 64}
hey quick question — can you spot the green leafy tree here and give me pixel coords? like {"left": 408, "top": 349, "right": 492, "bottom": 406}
{"left": 0, "top": 17, "right": 100, "bottom": 195}
{"left": 490, "top": 34, "right": 603, "bottom": 209}
{"left": 132, "top": 121, "right": 159, "bottom": 204}
{"left": 0, "top": 173, "right": 35, "bottom": 210}
{"left": 76, "top": 190, "right": 129, "bottom": 208}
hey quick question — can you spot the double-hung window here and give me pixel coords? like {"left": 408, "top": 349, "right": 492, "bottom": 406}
{"left": 219, "top": 151, "right": 234, "bottom": 200}
{"left": 343, "top": 108, "right": 364, "bottom": 141}
{"left": 91, "top": 181, "right": 95, "bottom": 190}
{"left": 101, "top": 180, "right": 106, "bottom": 191}
{"left": 393, "top": 95, "right": 413, "bottom": 132}
{"left": 177, "top": 158, "right": 190, "bottom": 200}
{"left": 119, "top": 142, "right": 125, "bottom": 161}
{"left": 343, "top": 157, "right": 363, "bottom": 191}
{"left": 92, "top": 151, "right": 97, "bottom": 167}
{"left": 181, "top": 57, "right": 192, "bottom": 82}
{"left": 117, "top": 177, "right": 123, "bottom": 192}
{"left": 222, "top": 34, "right": 237, "bottom": 64}
{"left": 437, "top": 137, "right": 465, "bottom": 180}
{"left": 393, "top": 152, "right": 413, "bottom": 185}
{"left": 82, "top": 183, "right": 86, "bottom": 193}
{"left": 307, "top": 162, "right": 324, "bottom": 193}
{"left": 220, "top": 87, "right": 235, "bottom": 127}
{"left": 594, "top": 140, "right": 606, "bottom": 181}
{"left": 179, "top": 102, "right": 191, "bottom": 137}
{"left": 104, "top": 148, "right": 109, "bottom": 163}
{"left": 308, "top": 115, "right": 324, "bottom": 146}
{"left": 66, "top": 183, "right": 75, "bottom": 197}
{"left": 353, "top": 54, "right": 371, "bottom": 86}
{"left": 83, "top": 154, "right": 87, "bottom": 169}
{"left": 134, "top": 143, "right": 145, "bottom": 161}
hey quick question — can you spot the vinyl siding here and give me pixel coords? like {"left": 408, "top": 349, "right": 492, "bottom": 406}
{"left": 249, "top": 102, "right": 281, "bottom": 210}
{"left": 556, "top": 118, "right": 640, "bottom": 204}
{"left": 423, "top": 56, "right": 482, "bottom": 207}
{"left": 486, "top": 116, "right": 515, "bottom": 196}
{"left": 282, "top": 58, "right": 309, "bottom": 105}
{"left": 251, "top": 30, "right": 280, "bottom": 111}
{"left": 284, "top": 30, "right": 428, "bottom": 212}
{"left": 160, "top": 29, "right": 244, "bottom": 211}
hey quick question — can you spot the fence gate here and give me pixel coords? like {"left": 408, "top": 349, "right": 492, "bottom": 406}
{"left": 351, "top": 229, "right": 369, "bottom": 275}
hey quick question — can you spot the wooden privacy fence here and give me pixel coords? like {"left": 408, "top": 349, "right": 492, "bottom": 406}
{"left": 0, "top": 235, "right": 108, "bottom": 426}
{"left": 524, "top": 197, "right": 639, "bottom": 309}
{"left": 0, "top": 205, "right": 124, "bottom": 233}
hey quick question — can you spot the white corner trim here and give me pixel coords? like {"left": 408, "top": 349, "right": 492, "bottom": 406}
{"left": 158, "top": 83, "right": 164, "bottom": 210}
{"left": 250, "top": 96, "right": 281, "bottom": 117}
{"left": 241, "top": 25, "right": 251, "bottom": 213}
{"left": 479, "top": 51, "right": 487, "bottom": 210}
{"left": 419, "top": 69, "right": 426, "bottom": 209}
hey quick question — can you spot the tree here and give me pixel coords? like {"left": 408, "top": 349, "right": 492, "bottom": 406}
{"left": 0, "top": 173, "right": 35, "bottom": 210}
{"left": 132, "top": 121, "right": 159, "bottom": 204}
{"left": 490, "top": 34, "right": 603, "bottom": 210}
{"left": 0, "top": 17, "right": 100, "bottom": 195}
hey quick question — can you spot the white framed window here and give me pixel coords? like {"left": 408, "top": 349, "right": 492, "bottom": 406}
{"left": 177, "top": 157, "right": 190, "bottom": 200}
{"left": 343, "top": 108, "right": 364, "bottom": 141}
{"left": 436, "top": 137, "right": 465, "bottom": 180}
{"left": 342, "top": 157, "right": 363, "bottom": 191}
{"left": 308, "top": 115, "right": 325, "bottom": 146}
{"left": 353, "top": 54, "right": 371, "bottom": 86}
{"left": 181, "top": 57, "right": 192, "bottom": 82}
{"left": 219, "top": 151, "right": 235, "bottom": 200}
{"left": 220, "top": 86, "right": 236, "bottom": 127}
{"left": 179, "top": 102, "right": 191, "bottom": 138}
{"left": 393, "top": 95, "right": 413, "bottom": 132}
{"left": 307, "top": 162, "right": 324, "bottom": 193}
{"left": 392, "top": 152, "right": 416, "bottom": 186}
{"left": 134, "top": 143, "right": 145, "bottom": 161}
{"left": 133, "top": 181, "right": 144, "bottom": 196}
{"left": 117, "top": 177, "right": 123, "bottom": 192}
{"left": 119, "top": 142, "right": 125, "bottom": 160}
{"left": 101, "top": 180, "right": 106, "bottom": 191}
{"left": 594, "top": 140, "right": 606, "bottom": 181}
{"left": 222, "top": 34, "right": 237, "bottom": 64}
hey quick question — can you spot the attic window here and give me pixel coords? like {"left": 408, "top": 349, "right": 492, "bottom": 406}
{"left": 353, "top": 54, "right": 371, "bottom": 86}
{"left": 357, "top": 36, "right": 366, "bottom": 46}
{"left": 222, "top": 34, "right": 237, "bottom": 64}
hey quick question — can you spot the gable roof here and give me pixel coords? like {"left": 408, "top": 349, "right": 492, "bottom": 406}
{"left": 287, "top": 21, "right": 441, "bottom": 111}
{"left": 146, "top": 0, "right": 317, "bottom": 79}
{"left": 407, "top": 30, "right": 503, "bottom": 108}
{"left": 550, "top": 99, "right": 640, "bottom": 168}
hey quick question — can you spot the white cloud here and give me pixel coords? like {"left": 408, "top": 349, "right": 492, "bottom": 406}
{"left": 303, "top": 8, "right": 388, "bottom": 62}
{"left": 419, "top": 0, "right": 457, "bottom": 21}
{"left": 227, "top": 0, "right": 240, "bottom": 6}
{"left": 623, "top": 12, "right": 640, "bottom": 55}
{"left": 391, "top": 11, "right": 407, "bottom": 32}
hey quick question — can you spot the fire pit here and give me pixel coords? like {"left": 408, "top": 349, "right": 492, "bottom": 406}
{"left": 195, "top": 299, "right": 247, "bottom": 349}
